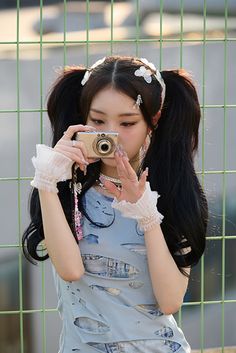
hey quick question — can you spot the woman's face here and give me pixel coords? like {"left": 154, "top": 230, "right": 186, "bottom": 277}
{"left": 86, "top": 87, "right": 149, "bottom": 170}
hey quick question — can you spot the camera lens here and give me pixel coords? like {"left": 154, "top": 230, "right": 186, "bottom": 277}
{"left": 100, "top": 142, "right": 109, "bottom": 152}
{"left": 97, "top": 139, "right": 112, "bottom": 155}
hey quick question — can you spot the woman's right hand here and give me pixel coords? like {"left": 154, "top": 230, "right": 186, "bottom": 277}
{"left": 54, "top": 124, "right": 97, "bottom": 173}
{"left": 31, "top": 124, "right": 97, "bottom": 193}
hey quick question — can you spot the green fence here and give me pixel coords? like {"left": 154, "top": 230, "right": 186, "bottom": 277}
{"left": 0, "top": 1, "right": 236, "bottom": 352}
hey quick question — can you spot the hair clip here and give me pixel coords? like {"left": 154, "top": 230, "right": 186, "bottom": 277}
{"left": 133, "top": 94, "right": 143, "bottom": 109}
{"left": 137, "top": 58, "right": 166, "bottom": 109}
{"left": 81, "top": 71, "right": 91, "bottom": 86}
{"left": 81, "top": 57, "right": 106, "bottom": 86}
{"left": 134, "top": 66, "right": 152, "bottom": 84}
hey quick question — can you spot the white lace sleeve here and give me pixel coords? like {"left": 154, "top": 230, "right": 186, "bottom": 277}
{"left": 31, "top": 144, "right": 74, "bottom": 193}
{"left": 111, "top": 182, "right": 164, "bottom": 232}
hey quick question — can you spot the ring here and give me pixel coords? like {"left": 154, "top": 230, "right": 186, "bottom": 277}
{"left": 63, "top": 131, "right": 71, "bottom": 138}
{"left": 72, "top": 140, "right": 76, "bottom": 147}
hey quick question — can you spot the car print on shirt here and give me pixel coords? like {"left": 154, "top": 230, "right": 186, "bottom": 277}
{"left": 82, "top": 254, "right": 140, "bottom": 279}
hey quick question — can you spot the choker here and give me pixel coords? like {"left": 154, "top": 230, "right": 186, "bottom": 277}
{"left": 97, "top": 173, "right": 122, "bottom": 190}
{"left": 99, "top": 172, "right": 122, "bottom": 185}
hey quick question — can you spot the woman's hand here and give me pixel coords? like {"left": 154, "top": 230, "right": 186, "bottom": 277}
{"left": 101, "top": 148, "right": 149, "bottom": 203}
{"left": 54, "top": 124, "right": 97, "bottom": 173}
{"left": 108, "top": 147, "right": 164, "bottom": 231}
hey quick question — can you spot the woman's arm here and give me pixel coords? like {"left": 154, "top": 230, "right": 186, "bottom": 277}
{"left": 30, "top": 125, "right": 97, "bottom": 281}
{"left": 39, "top": 190, "right": 85, "bottom": 281}
{"left": 144, "top": 224, "right": 190, "bottom": 315}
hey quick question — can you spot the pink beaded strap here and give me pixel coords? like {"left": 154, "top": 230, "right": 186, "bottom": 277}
{"left": 71, "top": 166, "right": 83, "bottom": 241}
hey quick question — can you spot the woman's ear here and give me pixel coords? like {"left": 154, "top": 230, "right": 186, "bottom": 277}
{"left": 152, "top": 111, "right": 161, "bottom": 127}
{"left": 147, "top": 111, "right": 161, "bottom": 134}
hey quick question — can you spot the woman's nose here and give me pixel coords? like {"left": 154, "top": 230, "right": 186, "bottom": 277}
{"left": 105, "top": 124, "right": 118, "bottom": 132}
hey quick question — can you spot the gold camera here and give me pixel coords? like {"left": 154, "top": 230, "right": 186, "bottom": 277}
{"left": 75, "top": 131, "right": 118, "bottom": 159}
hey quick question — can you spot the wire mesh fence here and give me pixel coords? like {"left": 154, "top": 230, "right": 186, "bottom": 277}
{"left": 0, "top": 1, "right": 235, "bottom": 352}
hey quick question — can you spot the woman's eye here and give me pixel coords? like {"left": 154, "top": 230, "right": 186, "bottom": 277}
{"left": 121, "top": 122, "right": 136, "bottom": 127}
{"left": 90, "top": 119, "right": 103, "bottom": 125}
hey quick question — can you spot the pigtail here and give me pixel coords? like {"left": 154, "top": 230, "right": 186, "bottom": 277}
{"left": 47, "top": 67, "right": 87, "bottom": 146}
{"left": 22, "top": 67, "right": 87, "bottom": 263}
{"left": 22, "top": 181, "right": 75, "bottom": 264}
{"left": 144, "top": 69, "right": 208, "bottom": 273}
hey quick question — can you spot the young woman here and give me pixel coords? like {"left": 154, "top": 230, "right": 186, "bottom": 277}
{"left": 22, "top": 55, "right": 208, "bottom": 353}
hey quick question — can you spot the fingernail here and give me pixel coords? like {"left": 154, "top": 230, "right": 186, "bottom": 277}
{"left": 122, "top": 150, "right": 128, "bottom": 159}
{"left": 116, "top": 150, "right": 124, "bottom": 158}
{"left": 145, "top": 167, "right": 149, "bottom": 175}
{"left": 116, "top": 143, "right": 124, "bottom": 152}
{"left": 82, "top": 159, "right": 89, "bottom": 165}
{"left": 99, "top": 175, "right": 105, "bottom": 183}
{"left": 116, "top": 144, "right": 127, "bottom": 157}
{"left": 83, "top": 165, "right": 87, "bottom": 176}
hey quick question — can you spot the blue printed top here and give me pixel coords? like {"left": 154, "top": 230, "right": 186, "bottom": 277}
{"left": 52, "top": 186, "right": 191, "bottom": 353}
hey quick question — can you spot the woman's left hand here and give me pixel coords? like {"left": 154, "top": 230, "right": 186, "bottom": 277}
{"left": 100, "top": 149, "right": 149, "bottom": 203}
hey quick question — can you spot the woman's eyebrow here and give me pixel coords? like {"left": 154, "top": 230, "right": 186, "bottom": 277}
{"left": 90, "top": 108, "right": 141, "bottom": 117}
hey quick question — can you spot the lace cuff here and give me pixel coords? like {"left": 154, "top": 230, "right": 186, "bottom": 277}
{"left": 31, "top": 171, "right": 60, "bottom": 193}
{"left": 31, "top": 144, "right": 74, "bottom": 193}
{"left": 111, "top": 182, "right": 164, "bottom": 232}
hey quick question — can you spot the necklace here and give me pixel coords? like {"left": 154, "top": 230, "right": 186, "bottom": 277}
{"left": 99, "top": 172, "right": 122, "bottom": 185}
{"left": 97, "top": 173, "right": 122, "bottom": 191}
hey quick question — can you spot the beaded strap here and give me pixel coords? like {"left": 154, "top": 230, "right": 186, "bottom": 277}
{"left": 71, "top": 167, "right": 83, "bottom": 241}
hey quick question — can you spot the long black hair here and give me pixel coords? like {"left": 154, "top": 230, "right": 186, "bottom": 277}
{"left": 22, "top": 55, "right": 208, "bottom": 275}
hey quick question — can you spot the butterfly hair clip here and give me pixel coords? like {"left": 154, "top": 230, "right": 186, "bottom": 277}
{"left": 134, "top": 66, "right": 153, "bottom": 84}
